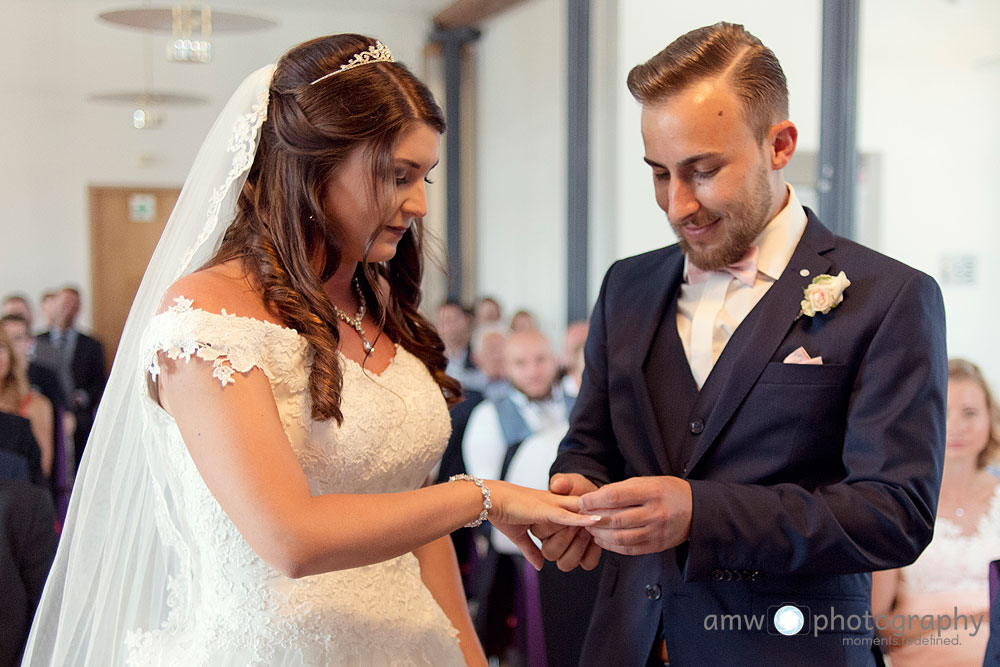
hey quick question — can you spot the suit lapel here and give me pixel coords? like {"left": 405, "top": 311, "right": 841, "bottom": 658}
{"left": 685, "top": 214, "right": 836, "bottom": 473}
{"left": 628, "top": 251, "right": 685, "bottom": 475}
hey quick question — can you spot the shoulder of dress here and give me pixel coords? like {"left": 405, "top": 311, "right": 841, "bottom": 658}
{"left": 142, "top": 295, "right": 308, "bottom": 389}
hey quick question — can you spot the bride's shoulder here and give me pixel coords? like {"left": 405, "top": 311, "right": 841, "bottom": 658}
{"left": 159, "top": 260, "right": 271, "bottom": 322}
{"left": 145, "top": 261, "right": 304, "bottom": 388}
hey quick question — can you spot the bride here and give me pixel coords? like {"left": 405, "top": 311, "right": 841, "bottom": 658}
{"left": 22, "top": 34, "right": 594, "bottom": 666}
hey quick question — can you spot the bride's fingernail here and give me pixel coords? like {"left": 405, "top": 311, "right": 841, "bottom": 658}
{"left": 589, "top": 515, "right": 601, "bottom": 522}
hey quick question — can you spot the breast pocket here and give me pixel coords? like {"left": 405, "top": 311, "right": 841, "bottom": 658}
{"left": 723, "top": 363, "right": 854, "bottom": 477}
{"left": 757, "top": 362, "right": 850, "bottom": 387}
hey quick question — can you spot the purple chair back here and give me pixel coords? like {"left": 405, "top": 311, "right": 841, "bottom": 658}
{"left": 516, "top": 557, "right": 548, "bottom": 667}
{"left": 51, "top": 406, "right": 70, "bottom": 522}
{"left": 991, "top": 559, "right": 999, "bottom": 605}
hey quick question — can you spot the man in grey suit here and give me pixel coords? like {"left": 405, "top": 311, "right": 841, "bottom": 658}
{"left": 34, "top": 287, "right": 106, "bottom": 467}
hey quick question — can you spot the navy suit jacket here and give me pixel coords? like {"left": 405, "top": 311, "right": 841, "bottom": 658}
{"left": 552, "top": 212, "right": 948, "bottom": 666}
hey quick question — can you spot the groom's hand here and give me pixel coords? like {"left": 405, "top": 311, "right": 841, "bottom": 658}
{"left": 530, "top": 473, "right": 602, "bottom": 571}
{"left": 580, "top": 476, "right": 692, "bottom": 556}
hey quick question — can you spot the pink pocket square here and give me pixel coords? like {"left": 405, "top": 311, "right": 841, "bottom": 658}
{"left": 783, "top": 346, "right": 823, "bottom": 365}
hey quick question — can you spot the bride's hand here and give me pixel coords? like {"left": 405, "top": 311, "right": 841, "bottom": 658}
{"left": 486, "top": 480, "right": 598, "bottom": 570}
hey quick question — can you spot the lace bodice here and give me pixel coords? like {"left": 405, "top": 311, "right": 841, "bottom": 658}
{"left": 128, "top": 297, "right": 463, "bottom": 666}
{"left": 887, "top": 480, "right": 1000, "bottom": 665}
{"left": 902, "top": 480, "right": 1000, "bottom": 597}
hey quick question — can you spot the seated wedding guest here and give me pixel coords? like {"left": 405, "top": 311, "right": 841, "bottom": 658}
{"left": 872, "top": 358, "right": 1000, "bottom": 666}
{"left": 560, "top": 320, "right": 589, "bottom": 398}
{"left": 37, "top": 292, "right": 59, "bottom": 333}
{"left": 0, "top": 329, "right": 52, "bottom": 479}
{"left": 1, "top": 295, "right": 32, "bottom": 323}
{"left": 435, "top": 325, "right": 511, "bottom": 583}
{"left": 436, "top": 299, "right": 479, "bottom": 387}
{"left": 469, "top": 324, "right": 510, "bottom": 400}
{"left": 0, "top": 314, "right": 66, "bottom": 413}
{"left": 474, "top": 296, "right": 502, "bottom": 328}
{"left": 0, "top": 412, "right": 44, "bottom": 487}
{"left": 509, "top": 308, "right": 539, "bottom": 333}
{"left": 0, "top": 480, "right": 58, "bottom": 667}
{"left": 434, "top": 377, "right": 488, "bottom": 592}
{"left": 22, "top": 35, "right": 593, "bottom": 667}
{"left": 437, "top": 325, "right": 509, "bottom": 483}
{"left": 463, "top": 330, "right": 571, "bottom": 496}
{"left": 463, "top": 329, "right": 574, "bottom": 663}
{"left": 34, "top": 287, "right": 106, "bottom": 468}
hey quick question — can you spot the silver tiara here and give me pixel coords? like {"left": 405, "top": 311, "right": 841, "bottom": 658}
{"left": 310, "top": 41, "right": 395, "bottom": 85}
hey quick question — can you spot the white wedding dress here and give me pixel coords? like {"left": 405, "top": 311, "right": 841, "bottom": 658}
{"left": 125, "top": 296, "right": 466, "bottom": 666}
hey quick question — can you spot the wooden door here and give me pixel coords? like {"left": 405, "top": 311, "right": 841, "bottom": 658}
{"left": 89, "top": 186, "right": 180, "bottom": 373}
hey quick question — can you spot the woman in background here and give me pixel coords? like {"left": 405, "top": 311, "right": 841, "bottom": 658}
{"left": 873, "top": 358, "right": 1000, "bottom": 666}
{"left": 0, "top": 328, "right": 52, "bottom": 479}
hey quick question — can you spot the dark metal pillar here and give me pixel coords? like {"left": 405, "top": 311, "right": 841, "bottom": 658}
{"left": 817, "top": 0, "right": 860, "bottom": 239}
{"left": 566, "top": 0, "right": 590, "bottom": 323}
{"left": 430, "top": 27, "right": 479, "bottom": 300}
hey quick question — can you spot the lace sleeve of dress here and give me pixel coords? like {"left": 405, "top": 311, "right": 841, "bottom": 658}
{"left": 141, "top": 295, "right": 303, "bottom": 388}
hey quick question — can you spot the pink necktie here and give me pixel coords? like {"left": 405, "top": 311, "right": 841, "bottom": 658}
{"left": 687, "top": 246, "right": 760, "bottom": 287}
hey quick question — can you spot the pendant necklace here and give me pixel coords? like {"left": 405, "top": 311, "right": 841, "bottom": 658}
{"left": 332, "top": 277, "right": 374, "bottom": 353}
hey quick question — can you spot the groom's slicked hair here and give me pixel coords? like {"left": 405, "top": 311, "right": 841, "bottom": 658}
{"left": 627, "top": 22, "right": 788, "bottom": 142}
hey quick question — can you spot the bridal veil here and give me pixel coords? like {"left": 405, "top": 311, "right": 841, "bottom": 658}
{"left": 21, "top": 63, "right": 277, "bottom": 666}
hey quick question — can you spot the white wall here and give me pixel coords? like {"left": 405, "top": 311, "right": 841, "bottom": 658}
{"left": 858, "top": 0, "right": 1000, "bottom": 386}
{"left": 1, "top": 0, "right": 439, "bottom": 329}
{"left": 474, "top": 0, "right": 568, "bottom": 345}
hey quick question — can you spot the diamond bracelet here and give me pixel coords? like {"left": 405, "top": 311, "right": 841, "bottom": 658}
{"left": 449, "top": 474, "right": 492, "bottom": 527}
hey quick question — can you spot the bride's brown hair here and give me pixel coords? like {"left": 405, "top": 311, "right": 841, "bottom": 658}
{"left": 209, "top": 34, "right": 459, "bottom": 423}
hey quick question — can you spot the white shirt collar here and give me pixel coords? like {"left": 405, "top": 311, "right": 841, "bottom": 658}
{"left": 752, "top": 183, "right": 808, "bottom": 281}
{"left": 510, "top": 385, "right": 564, "bottom": 409}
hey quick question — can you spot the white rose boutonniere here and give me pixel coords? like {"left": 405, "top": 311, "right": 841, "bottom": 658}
{"left": 799, "top": 271, "right": 850, "bottom": 318}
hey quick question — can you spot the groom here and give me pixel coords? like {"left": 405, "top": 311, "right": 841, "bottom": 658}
{"left": 535, "top": 22, "right": 947, "bottom": 666}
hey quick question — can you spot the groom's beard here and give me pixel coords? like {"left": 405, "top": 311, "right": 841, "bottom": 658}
{"left": 671, "top": 162, "right": 773, "bottom": 271}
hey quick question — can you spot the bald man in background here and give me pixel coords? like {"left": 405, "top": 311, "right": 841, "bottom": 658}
{"left": 461, "top": 329, "right": 591, "bottom": 665}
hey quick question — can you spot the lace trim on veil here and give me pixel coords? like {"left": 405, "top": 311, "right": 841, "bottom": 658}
{"left": 174, "top": 88, "right": 270, "bottom": 280}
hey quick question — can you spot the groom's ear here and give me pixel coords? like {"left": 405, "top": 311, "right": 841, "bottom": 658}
{"left": 767, "top": 120, "right": 798, "bottom": 170}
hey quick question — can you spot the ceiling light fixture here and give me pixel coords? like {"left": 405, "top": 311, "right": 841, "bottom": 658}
{"left": 99, "top": 4, "right": 277, "bottom": 64}
{"left": 167, "top": 4, "right": 212, "bottom": 63}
